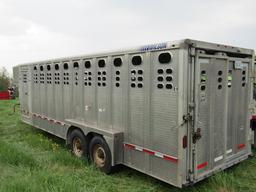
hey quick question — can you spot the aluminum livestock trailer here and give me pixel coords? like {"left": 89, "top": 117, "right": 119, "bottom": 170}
{"left": 14, "top": 39, "right": 254, "bottom": 188}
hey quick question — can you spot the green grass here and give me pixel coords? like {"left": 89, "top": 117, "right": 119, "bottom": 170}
{"left": 0, "top": 100, "right": 256, "bottom": 192}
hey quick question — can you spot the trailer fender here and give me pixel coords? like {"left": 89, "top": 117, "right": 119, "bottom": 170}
{"left": 103, "top": 132, "right": 123, "bottom": 166}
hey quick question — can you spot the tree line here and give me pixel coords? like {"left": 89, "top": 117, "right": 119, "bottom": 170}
{"left": 0, "top": 67, "right": 11, "bottom": 92}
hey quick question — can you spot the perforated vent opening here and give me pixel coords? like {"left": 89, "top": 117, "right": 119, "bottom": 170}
{"left": 157, "top": 84, "right": 163, "bottom": 89}
{"left": 73, "top": 62, "right": 79, "bottom": 69}
{"left": 166, "top": 84, "right": 173, "bottom": 89}
{"left": 39, "top": 72, "right": 45, "bottom": 84}
{"left": 97, "top": 70, "right": 107, "bottom": 87}
{"left": 130, "top": 69, "right": 144, "bottom": 88}
{"left": 156, "top": 68, "right": 173, "bottom": 89}
{"left": 114, "top": 58, "right": 122, "bottom": 67}
{"left": 132, "top": 56, "right": 142, "bottom": 65}
{"left": 64, "top": 63, "right": 69, "bottom": 70}
{"left": 63, "top": 72, "right": 70, "bottom": 85}
{"left": 158, "top": 52, "right": 171, "bottom": 64}
{"left": 217, "top": 70, "right": 223, "bottom": 90}
{"left": 84, "top": 61, "right": 91, "bottom": 69}
{"left": 98, "top": 59, "right": 105, "bottom": 68}
{"left": 74, "top": 63, "right": 79, "bottom": 85}
{"left": 46, "top": 73, "right": 52, "bottom": 84}
{"left": 166, "top": 69, "right": 173, "bottom": 74}
{"left": 33, "top": 72, "right": 38, "bottom": 84}
{"left": 242, "top": 70, "right": 246, "bottom": 87}
{"left": 55, "top": 64, "right": 59, "bottom": 70}
{"left": 158, "top": 69, "right": 164, "bottom": 74}
{"left": 54, "top": 72, "right": 60, "bottom": 85}
{"left": 201, "top": 85, "right": 206, "bottom": 91}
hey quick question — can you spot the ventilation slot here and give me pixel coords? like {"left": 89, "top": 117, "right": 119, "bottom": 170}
{"left": 130, "top": 69, "right": 144, "bottom": 88}
{"left": 46, "top": 73, "right": 52, "bottom": 84}
{"left": 63, "top": 72, "right": 70, "bottom": 85}
{"left": 54, "top": 73, "right": 60, "bottom": 85}
{"left": 156, "top": 68, "right": 173, "bottom": 89}
{"left": 97, "top": 70, "right": 107, "bottom": 87}
{"left": 84, "top": 71, "right": 92, "bottom": 87}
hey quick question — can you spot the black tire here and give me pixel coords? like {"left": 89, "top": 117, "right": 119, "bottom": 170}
{"left": 69, "top": 129, "right": 88, "bottom": 158}
{"left": 89, "top": 136, "right": 112, "bottom": 174}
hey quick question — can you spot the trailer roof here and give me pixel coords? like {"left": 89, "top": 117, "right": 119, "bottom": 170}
{"left": 15, "top": 39, "right": 254, "bottom": 67}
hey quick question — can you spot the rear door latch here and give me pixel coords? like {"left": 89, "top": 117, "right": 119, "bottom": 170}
{"left": 192, "top": 128, "right": 202, "bottom": 144}
{"left": 183, "top": 113, "right": 192, "bottom": 122}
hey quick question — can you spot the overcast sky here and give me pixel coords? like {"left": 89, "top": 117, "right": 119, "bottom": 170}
{"left": 0, "top": 0, "right": 256, "bottom": 75}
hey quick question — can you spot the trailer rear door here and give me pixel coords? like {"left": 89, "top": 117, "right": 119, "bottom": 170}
{"left": 193, "top": 50, "right": 251, "bottom": 180}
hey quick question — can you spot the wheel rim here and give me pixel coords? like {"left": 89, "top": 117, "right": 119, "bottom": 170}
{"left": 93, "top": 144, "right": 106, "bottom": 167}
{"left": 73, "top": 137, "right": 83, "bottom": 157}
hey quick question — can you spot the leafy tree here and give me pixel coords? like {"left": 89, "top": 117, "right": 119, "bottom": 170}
{"left": 0, "top": 67, "right": 10, "bottom": 91}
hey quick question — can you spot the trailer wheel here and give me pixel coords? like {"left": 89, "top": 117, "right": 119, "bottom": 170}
{"left": 70, "top": 129, "right": 88, "bottom": 158}
{"left": 89, "top": 136, "right": 112, "bottom": 174}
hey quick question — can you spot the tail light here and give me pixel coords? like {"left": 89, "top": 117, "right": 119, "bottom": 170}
{"left": 183, "top": 135, "right": 188, "bottom": 149}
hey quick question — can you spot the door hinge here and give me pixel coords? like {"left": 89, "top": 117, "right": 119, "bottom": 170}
{"left": 189, "top": 47, "right": 196, "bottom": 57}
{"left": 188, "top": 169, "right": 194, "bottom": 182}
{"left": 188, "top": 102, "right": 195, "bottom": 109}
{"left": 192, "top": 128, "right": 202, "bottom": 144}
